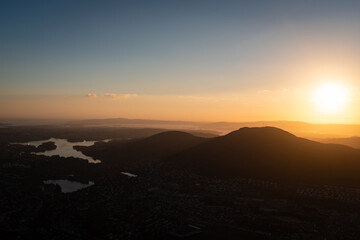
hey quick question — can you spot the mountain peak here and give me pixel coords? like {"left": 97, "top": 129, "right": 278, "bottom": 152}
{"left": 220, "top": 127, "right": 298, "bottom": 145}
{"left": 146, "top": 131, "right": 198, "bottom": 140}
{"left": 231, "top": 126, "right": 296, "bottom": 137}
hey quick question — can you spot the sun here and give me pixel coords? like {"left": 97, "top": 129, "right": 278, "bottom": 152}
{"left": 313, "top": 83, "right": 350, "bottom": 114}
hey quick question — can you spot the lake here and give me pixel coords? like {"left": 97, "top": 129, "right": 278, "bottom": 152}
{"left": 44, "top": 179, "right": 94, "bottom": 193}
{"left": 15, "top": 138, "right": 103, "bottom": 163}
{"left": 121, "top": 172, "right": 138, "bottom": 177}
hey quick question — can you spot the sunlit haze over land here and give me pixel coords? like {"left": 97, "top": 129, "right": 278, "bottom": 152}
{"left": 0, "top": 0, "right": 359, "bottom": 124}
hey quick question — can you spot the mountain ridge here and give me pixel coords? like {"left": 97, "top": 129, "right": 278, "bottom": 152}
{"left": 166, "top": 127, "right": 360, "bottom": 185}
{"left": 76, "top": 131, "right": 209, "bottom": 168}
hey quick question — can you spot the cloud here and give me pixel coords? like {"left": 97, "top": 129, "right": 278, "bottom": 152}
{"left": 257, "top": 89, "right": 270, "bottom": 94}
{"left": 85, "top": 93, "right": 97, "bottom": 98}
{"left": 104, "top": 93, "right": 138, "bottom": 99}
{"left": 85, "top": 93, "right": 137, "bottom": 99}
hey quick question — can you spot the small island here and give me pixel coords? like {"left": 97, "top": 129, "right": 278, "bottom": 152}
{"left": 37, "top": 141, "right": 57, "bottom": 152}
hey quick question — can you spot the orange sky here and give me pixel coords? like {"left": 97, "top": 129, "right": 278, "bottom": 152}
{"left": 1, "top": 84, "right": 359, "bottom": 124}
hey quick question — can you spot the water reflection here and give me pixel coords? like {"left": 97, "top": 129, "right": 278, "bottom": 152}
{"left": 121, "top": 172, "right": 137, "bottom": 177}
{"left": 16, "top": 138, "right": 101, "bottom": 163}
{"left": 44, "top": 179, "right": 94, "bottom": 193}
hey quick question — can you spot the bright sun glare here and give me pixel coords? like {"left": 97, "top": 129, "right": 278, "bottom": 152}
{"left": 313, "top": 83, "right": 350, "bottom": 114}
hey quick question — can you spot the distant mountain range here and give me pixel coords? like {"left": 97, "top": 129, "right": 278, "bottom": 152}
{"left": 320, "top": 137, "right": 360, "bottom": 150}
{"left": 67, "top": 118, "right": 360, "bottom": 138}
{"left": 3, "top": 117, "right": 360, "bottom": 139}
{"left": 78, "top": 127, "right": 360, "bottom": 186}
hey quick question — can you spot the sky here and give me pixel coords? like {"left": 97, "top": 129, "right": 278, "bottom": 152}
{"left": 1, "top": 0, "right": 359, "bottom": 123}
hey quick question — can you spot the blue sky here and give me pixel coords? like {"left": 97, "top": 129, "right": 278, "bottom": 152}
{"left": 1, "top": 0, "right": 359, "bottom": 95}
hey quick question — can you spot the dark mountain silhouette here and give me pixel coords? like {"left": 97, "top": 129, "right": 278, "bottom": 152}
{"left": 76, "top": 131, "right": 209, "bottom": 167}
{"left": 76, "top": 127, "right": 360, "bottom": 185}
{"left": 167, "top": 127, "right": 360, "bottom": 185}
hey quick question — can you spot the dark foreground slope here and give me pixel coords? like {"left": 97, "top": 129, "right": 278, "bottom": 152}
{"left": 76, "top": 131, "right": 209, "bottom": 168}
{"left": 167, "top": 127, "right": 360, "bottom": 185}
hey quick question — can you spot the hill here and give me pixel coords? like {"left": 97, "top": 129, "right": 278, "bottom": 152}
{"left": 76, "top": 131, "right": 209, "bottom": 168}
{"left": 167, "top": 127, "right": 360, "bottom": 185}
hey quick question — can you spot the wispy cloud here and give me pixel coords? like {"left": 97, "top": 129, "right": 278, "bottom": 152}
{"left": 85, "top": 93, "right": 97, "bottom": 98}
{"left": 85, "top": 93, "right": 137, "bottom": 99}
{"left": 104, "top": 93, "right": 138, "bottom": 99}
